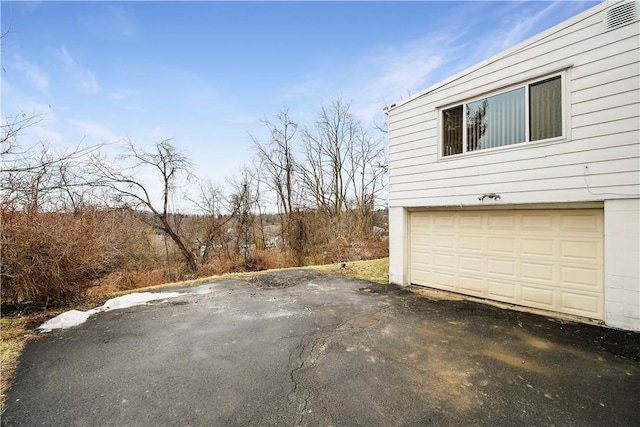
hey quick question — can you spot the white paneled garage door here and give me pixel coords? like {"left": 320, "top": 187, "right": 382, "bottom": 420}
{"left": 410, "top": 209, "right": 604, "bottom": 319}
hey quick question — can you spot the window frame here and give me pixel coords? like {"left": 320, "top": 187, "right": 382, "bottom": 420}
{"left": 439, "top": 72, "right": 566, "bottom": 159}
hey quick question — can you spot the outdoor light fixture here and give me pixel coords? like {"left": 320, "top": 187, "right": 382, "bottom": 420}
{"left": 478, "top": 193, "right": 501, "bottom": 201}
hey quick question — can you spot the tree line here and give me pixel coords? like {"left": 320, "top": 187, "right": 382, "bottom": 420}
{"left": 1, "top": 98, "right": 388, "bottom": 306}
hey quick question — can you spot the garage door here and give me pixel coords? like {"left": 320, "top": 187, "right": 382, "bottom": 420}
{"left": 410, "top": 209, "right": 604, "bottom": 319}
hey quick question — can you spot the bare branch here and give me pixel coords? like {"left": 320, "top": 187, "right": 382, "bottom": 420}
{"left": 87, "top": 139, "right": 199, "bottom": 272}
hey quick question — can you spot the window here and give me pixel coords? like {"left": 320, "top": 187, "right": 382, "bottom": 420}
{"left": 442, "top": 75, "right": 563, "bottom": 157}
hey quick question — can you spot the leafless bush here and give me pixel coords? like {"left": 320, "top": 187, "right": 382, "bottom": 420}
{"left": 1, "top": 208, "right": 153, "bottom": 305}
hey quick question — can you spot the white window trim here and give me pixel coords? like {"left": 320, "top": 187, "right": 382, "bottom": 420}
{"left": 438, "top": 71, "right": 567, "bottom": 160}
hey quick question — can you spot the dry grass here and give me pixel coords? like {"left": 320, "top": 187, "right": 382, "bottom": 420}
{"left": 0, "top": 257, "right": 390, "bottom": 412}
{"left": 311, "top": 257, "right": 389, "bottom": 284}
{"left": 1, "top": 318, "right": 27, "bottom": 397}
{"left": 117, "top": 257, "right": 390, "bottom": 294}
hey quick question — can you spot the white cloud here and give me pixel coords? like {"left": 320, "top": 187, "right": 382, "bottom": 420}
{"left": 78, "top": 4, "right": 140, "bottom": 40}
{"left": 498, "top": 1, "right": 563, "bottom": 50}
{"left": 465, "top": 1, "right": 590, "bottom": 66}
{"left": 68, "top": 119, "right": 122, "bottom": 143}
{"left": 12, "top": 55, "right": 49, "bottom": 92}
{"left": 0, "top": 83, "right": 63, "bottom": 144}
{"left": 137, "top": 126, "right": 174, "bottom": 145}
{"left": 107, "top": 5, "right": 139, "bottom": 38}
{"left": 334, "top": 35, "right": 457, "bottom": 125}
{"left": 278, "top": 74, "right": 328, "bottom": 101}
{"left": 356, "top": 47, "right": 445, "bottom": 122}
{"left": 275, "top": 21, "right": 471, "bottom": 127}
{"left": 157, "top": 66, "right": 218, "bottom": 105}
{"left": 309, "top": 1, "right": 588, "bottom": 127}
{"left": 109, "top": 87, "right": 134, "bottom": 101}
{"left": 32, "top": 118, "right": 63, "bottom": 145}
{"left": 58, "top": 45, "right": 101, "bottom": 94}
{"left": 375, "top": 56, "right": 442, "bottom": 94}
{"left": 369, "top": 31, "right": 458, "bottom": 98}
{"left": 223, "top": 115, "right": 257, "bottom": 124}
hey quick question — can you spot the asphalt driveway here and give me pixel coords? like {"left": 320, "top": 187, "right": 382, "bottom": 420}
{"left": 3, "top": 270, "right": 640, "bottom": 426}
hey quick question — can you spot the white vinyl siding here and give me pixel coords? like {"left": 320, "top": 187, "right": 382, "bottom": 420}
{"left": 387, "top": 4, "right": 639, "bottom": 208}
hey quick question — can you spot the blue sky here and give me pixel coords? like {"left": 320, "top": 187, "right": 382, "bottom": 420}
{"left": 2, "top": 1, "right": 599, "bottom": 206}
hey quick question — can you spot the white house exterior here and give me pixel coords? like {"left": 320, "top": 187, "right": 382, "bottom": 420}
{"left": 386, "top": 1, "right": 640, "bottom": 331}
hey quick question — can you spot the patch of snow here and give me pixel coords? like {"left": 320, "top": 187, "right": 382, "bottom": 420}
{"left": 38, "top": 309, "right": 99, "bottom": 333}
{"left": 101, "top": 292, "right": 182, "bottom": 311}
{"left": 37, "top": 291, "right": 191, "bottom": 333}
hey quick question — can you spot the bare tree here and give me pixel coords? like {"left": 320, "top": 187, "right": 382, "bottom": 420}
{"left": 89, "top": 138, "right": 199, "bottom": 272}
{"left": 189, "top": 179, "right": 232, "bottom": 263}
{"left": 299, "top": 97, "right": 387, "bottom": 222}
{"left": 300, "top": 97, "right": 358, "bottom": 219}
{"left": 348, "top": 130, "right": 387, "bottom": 236}
{"left": 293, "top": 97, "right": 389, "bottom": 260}
{"left": 251, "top": 108, "right": 301, "bottom": 249}
{"left": 1, "top": 112, "right": 100, "bottom": 214}
{"left": 0, "top": 112, "right": 146, "bottom": 305}
{"left": 55, "top": 157, "right": 90, "bottom": 215}
{"left": 228, "top": 168, "right": 259, "bottom": 269}
{"left": 1, "top": 112, "right": 44, "bottom": 153}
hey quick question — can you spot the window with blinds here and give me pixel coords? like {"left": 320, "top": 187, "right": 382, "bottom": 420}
{"left": 530, "top": 76, "right": 562, "bottom": 141}
{"left": 441, "top": 74, "right": 563, "bottom": 157}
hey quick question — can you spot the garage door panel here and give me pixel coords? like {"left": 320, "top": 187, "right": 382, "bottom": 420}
{"left": 459, "top": 276, "right": 484, "bottom": 293}
{"left": 411, "top": 267, "right": 432, "bottom": 285}
{"left": 434, "top": 235, "right": 456, "bottom": 249}
{"left": 459, "top": 235, "right": 483, "bottom": 251}
{"left": 411, "top": 260, "right": 434, "bottom": 273}
{"left": 434, "top": 215, "right": 455, "bottom": 228}
{"left": 434, "top": 254, "right": 455, "bottom": 269}
{"left": 487, "top": 280, "right": 516, "bottom": 299}
{"left": 560, "top": 240, "right": 601, "bottom": 260}
{"left": 410, "top": 250, "right": 432, "bottom": 263}
{"left": 410, "top": 209, "right": 604, "bottom": 320}
{"left": 459, "top": 215, "right": 483, "bottom": 228}
{"left": 488, "top": 215, "right": 516, "bottom": 229}
{"left": 411, "top": 215, "right": 432, "bottom": 229}
{"left": 521, "top": 286, "right": 555, "bottom": 307}
{"left": 521, "top": 214, "right": 554, "bottom": 230}
{"left": 487, "top": 237, "right": 516, "bottom": 254}
{"left": 459, "top": 256, "right": 483, "bottom": 273}
{"left": 521, "top": 262, "right": 555, "bottom": 282}
{"left": 434, "top": 272, "right": 456, "bottom": 289}
{"left": 560, "top": 214, "right": 601, "bottom": 232}
{"left": 521, "top": 238, "right": 555, "bottom": 257}
{"left": 560, "top": 266, "right": 601, "bottom": 288}
{"left": 487, "top": 259, "right": 516, "bottom": 277}
{"left": 561, "top": 292, "right": 601, "bottom": 316}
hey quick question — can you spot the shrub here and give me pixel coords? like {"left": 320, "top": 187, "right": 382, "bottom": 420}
{"left": 1, "top": 208, "right": 153, "bottom": 306}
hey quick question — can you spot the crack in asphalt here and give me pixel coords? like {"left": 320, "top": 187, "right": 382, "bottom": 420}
{"left": 287, "top": 302, "right": 393, "bottom": 425}
{"left": 288, "top": 333, "right": 314, "bottom": 426}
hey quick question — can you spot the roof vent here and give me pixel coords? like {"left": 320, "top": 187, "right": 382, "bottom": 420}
{"left": 605, "top": 1, "right": 637, "bottom": 29}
